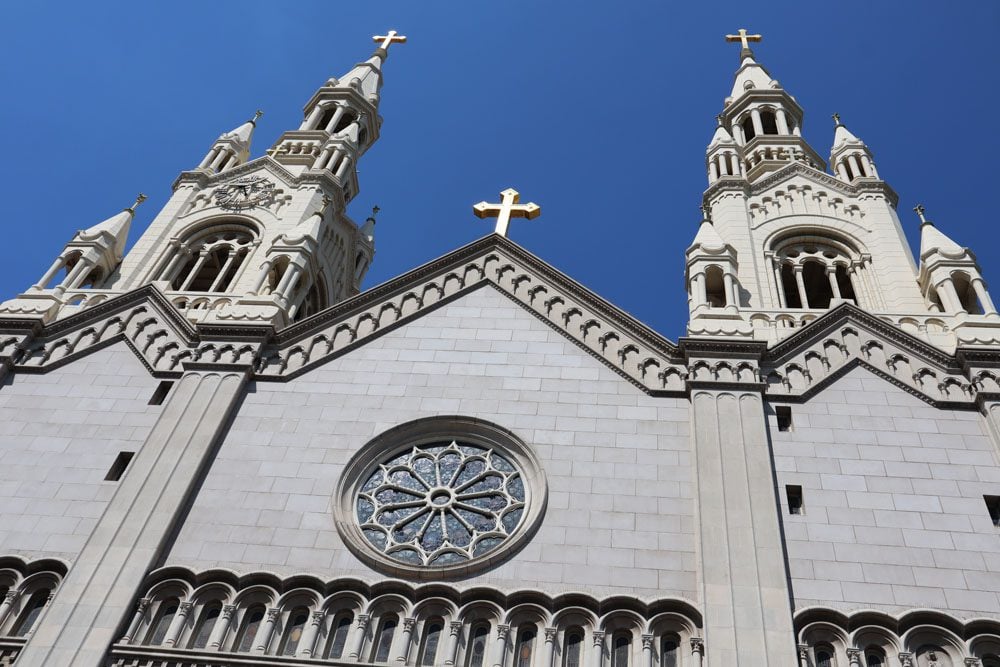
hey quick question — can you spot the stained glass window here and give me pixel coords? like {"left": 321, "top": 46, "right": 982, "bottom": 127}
{"left": 357, "top": 442, "right": 527, "bottom": 567}
{"left": 372, "top": 614, "right": 398, "bottom": 663}
{"left": 11, "top": 589, "right": 49, "bottom": 637}
{"left": 143, "top": 598, "right": 178, "bottom": 645}
{"left": 418, "top": 620, "right": 443, "bottom": 666}
{"left": 563, "top": 629, "right": 583, "bottom": 667}
{"left": 326, "top": 612, "right": 354, "bottom": 659}
{"left": 466, "top": 623, "right": 490, "bottom": 667}
{"left": 235, "top": 605, "right": 265, "bottom": 653}
{"left": 188, "top": 601, "right": 221, "bottom": 649}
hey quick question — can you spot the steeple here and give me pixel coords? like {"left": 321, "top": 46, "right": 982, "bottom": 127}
{"left": 196, "top": 110, "right": 262, "bottom": 173}
{"left": 915, "top": 205, "right": 996, "bottom": 315}
{"left": 829, "top": 114, "right": 880, "bottom": 183}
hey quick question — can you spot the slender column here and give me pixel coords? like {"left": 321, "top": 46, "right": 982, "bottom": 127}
{"left": 590, "top": 631, "right": 605, "bottom": 667}
{"left": 254, "top": 608, "right": 280, "bottom": 654}
{"left": 846, "top": 648, "right": 862, "bottom": 667}
{"left": 734, "top": 153, "right": 745, "bottom": 176}
{"left": 826, "top": 266, "right": 842, "bottom": 299}
{"left": 775, "top": 109, "right": 790, "bottom": 134}
{"left": 208, "top": 250, "right": 238, "bottom": 292}
{"left": 641, "top": 635, "right": 654, "bottom": 667}
{"left": 860, "top": 257, "right": 884, "bottom": 309}
{"left": 793, "top": 265, "right": 809, "bottom": 309}
{"left": 723, "top": 272, "right": 737, "bottom": 307}
{"left": 324, "top": 107, "right": 347, "bottom": 133}
{"left": 541, "top": 628, "right": 557, "bottom": 667}
{"left": 178, "top": 251, "right": 209, "bottom": 291}
{"left": 972, "top": 277, "right": 997, "bottom": 313}
{"left": 772, "top": 258, "right": 787, "bottom": 309}
{"left": 304, "top": 105, "right": 325, "bottom": 130}
{"left": 719, "top": 154, "right": 730, "bottom": 176}
{"left": 209, "top": 149, "right": 228, "bottom": 171}
{"left": 797, "top": 645, "right": 810, "bottom": 667}
{"left": 836, "top": 161, "right": 850, "bottom": 181}
{"left": 936, "top": 278, "right": 963, "bottom": 313}
{"left": 315, "top": 147, "right": 334, "bottom": 170}
{"left": 709, "top": 159, "right": 719, "bottom": 182}
{"left": 119, "top": 598, "right": 150, "bottom": 643}
{"left": 248, "top": 259, "right": 273, "bottom": 296}
{"left": 848, "top": 262, "right": 870, "bottom": 308}
{"left": 197, "top": 150, "right": 215, "bottom": 169}
{"left": 16, "top": 367, "right": 252, "bottom": 667}
{"left": 692, "top": 273, "right": 707, "bottom": 307}
{"left": 297, "top": 611, "right": 326, "bottom": 658}
{"left": 162, "top": 601, "right": 193, "bottom": 647}
{"left": 689, "top": 638, "right": 704, "bottom": 667}
{"left": 750, "top": 108, "right": 764, "bottom": 136}
{"left": 849, "top": 154, "right": 865, "bottom": 178}
{"left": 860, "top": 154, "right": 875, "bottom": 178}
{"left": 445, "top": 621, "right": 463, "bottom": 666}
{"left": 867, "top": 158, "right": 879, "bottom": 178}
{"left": 491, "top": 624, "right": 510, "bottom": 667}
{"left": 33, "top": 257, "right": 65, "bottom": 290}
{"left": 348, "top": 614, "right": 372, "bottom": 660}
{"left": 276, "top": 262, "right": 302, "bottom": 298}
{"left": 207, "top": 605, "right": 236, "bottom": 651}
{"left": 731, "top": 123, "right": 744, "bottom": 144}
{"left": 59, "top": 257, "right": 95, "bottom": 291}
{"left": 335, "top": 155, "right": 353, "bottom": 180}
{"left": 394, "top": 617, "right": 417, "bottom": 664}
{"left": 159, "top": 247, "right": 191, "bottom": 286}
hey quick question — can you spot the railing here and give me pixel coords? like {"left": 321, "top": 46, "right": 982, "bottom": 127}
{"left": 0, "top": 637, "right": 25, "bottom": 666}
{"left": 108, "top": 645, "right": 371, "bottom": 667}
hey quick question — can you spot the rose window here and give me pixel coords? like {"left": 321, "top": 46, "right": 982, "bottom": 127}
{"left": 355, "top": 441, "right": 527, "bottom": 568}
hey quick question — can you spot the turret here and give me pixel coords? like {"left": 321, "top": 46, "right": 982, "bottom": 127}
{"left": 829, "top": 114, "right": 880, "bottom": 183}
{"left": 706, "top": 116, "right": 744, "bottom": 184}
{"left": 196, "top": 111, "right": 261, "bottom": 174}
{"left": 916, "top": 205, "right": 997, "bottom": 315}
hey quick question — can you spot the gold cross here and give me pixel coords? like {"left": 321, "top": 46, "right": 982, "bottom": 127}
{"left": 472, "top": 188, "right": 541, "bottom": 238}
{"left": 725, "top": 28, "right": 762, "bottom": 51}
{"left": 373, "top": 30, "right": 407, "bottom": 52}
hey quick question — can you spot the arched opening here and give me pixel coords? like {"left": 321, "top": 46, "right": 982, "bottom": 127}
{"left": 611, "top": 632, "right": 630, "bottom": 667}
{"left": 262, "top": 256, "right": 291, "bottom": 296}
{"left": 11, "top": 589, "right": 49, "bottom": 637}
{"left": 143, "top": 597, "right": 179, "bottom": 645}
{"left": 370, "top": 613, "right": 398, "bottom": 663}
{"left": 864, "top": 648, "right": 886, "bottom": 667}
{"left": 78, "top": 266, "right": 104, "bottom": 289}
{"left": 43, "top": 252, "right": 83, "bottom": 289}
{"left": 952, "top": 272, "right": 983, "bottom": 314}
{"left": 465, "top": 623, "right": 490, "bottom": 667}
{"left": 316, "top": 105, "right": 338, "bottom": 131}
{"left": 325, "top": 611, "right": 354, "bottom": 659}
{"left": 292, "top": 275, "right": 327, "bottom": 322}
{"left": 705, "top": 265, "right": 727, "bottom": 308}
{"left": 333, "top": 112, "right": 357, "bottom": 135}
{"left": 835, "top": 265, "right": 857, "bottom": 303}
{"left": 842, "top": 159, "right": 855, "bottom": 181}
{"left": 741, "top": 116, "right": 756, "bottom": 142}
{"left": 277, "top": 606, "right": 310, "bottom": 656}
{"left": 780, "top": 264, "right": 802, "bottom": 308}
{"left": 660, "top": 636, "right": 679, "bottom": 667}
{"left": 760, "top": 110, "right": 779, "bottom": 135}
{"left": 233, "top": 605, "right": 266, "bottom": 653}
{"left": 563, "top": 628, "right": 584, "bottom": 667}
{"left": 915, "top": 645, "right": 953, "bottom": 666}
{"left": 982, "top": 655, "right": 1000, "bottom": 667}
{"left": 514, "top": 624, "right": 536, "bottom": 667}
{"left": 165, "top": 223, "right": 256, "bottom": 293}
{"left": 802, "top": 260, "right": 834, "bottom": 308}
{"left": 188, "top": 601, "right": 222, "bottom": 649}
{"left": 926, "top": 285, "right": 944, "bottom": 312}
{"left": 417, "top": 619, "right": 443, "bottom": 666}
{"left": 814, "top": 644, "right": 835, "bottom": 667}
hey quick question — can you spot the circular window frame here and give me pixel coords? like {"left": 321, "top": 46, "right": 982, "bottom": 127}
{"left": 333, "top": 416, "right": 548, "bottom": 580}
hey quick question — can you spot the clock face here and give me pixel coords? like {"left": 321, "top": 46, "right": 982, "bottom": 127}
{"left": 214, "top": 176, "right": 275, "bottom": 211}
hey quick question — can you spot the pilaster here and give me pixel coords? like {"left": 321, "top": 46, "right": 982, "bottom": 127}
{"left": 15, "top": 365, "right": 250, "bottom": 667}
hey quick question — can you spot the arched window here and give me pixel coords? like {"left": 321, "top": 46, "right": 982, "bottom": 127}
{"left": 705, "top": 265, "right": 727, "bottom": 307}
{"left": 761, "top": 110, "right": 779, "bottom": 135}
{"left": 814, "top": 644, "right": 835, "bottom": 667}
{"left": 660, "top": 636, "right": 679, "bottom": 667}
{"left": 143, "top": 597, "right": 178, "bottom": 645}
{"left": 563, "top": 628, "right": 584, "bottom": 667}
{"left": 233, "top": 605, "right": 266, "bottom": 653}
{"left": 418, "top": 619, "right": 444, "bottom": 666}
{"left": 611, "top": 632, "right": 630, "bottom": 667}
{"left": 164, "top": 223, "right": 256, "bottom": 293}
{"left": 864, "top": 648, "right": 885, "bottom": 667}
{"left": 515, "top": 624, "right": 536, "bottom": 667}
{"left": 188, "top": 601, "right": 222, "bottom": 649}
{"left": 952, "top": 272, "right": 983, "bottom": 314}
{"left": 325, "top": 611, "right": 354, "bottom": 659}
{"left": 465, "top": 623, "right": 491, "bottom": 667}
{"left": 291, "top": 275, "right": 327, "bottom": 322}
{"left": 774, "top": 237, "right": 865, "bottom": 310}
{"left": 742, "top": 116, "right": 756, "bottom": 142}
{"left": 802, "top": 260, "right": 834, "bottom": 309}
{"left": 835, "top": 265, "right": 856, "bottom": 303}
{"left": 371, "top": 613, "right": 398, "bottom": 663}
{"left": 982, "top": 655, "right": 1000, "bottom": 667}
{"left": 11, "top": 589, "right": 49, "bottom": 637}
{"left": 278, "top": 606, "right": 310, "bottom": 656}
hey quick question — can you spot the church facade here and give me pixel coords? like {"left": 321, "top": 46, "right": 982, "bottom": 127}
{"left": 0, "top": 30, "right": 997, "bottom": 667}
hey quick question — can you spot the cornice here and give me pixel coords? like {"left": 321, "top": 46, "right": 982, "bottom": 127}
{"left": 172, "top": 156, "right": 300, "bottom": 192}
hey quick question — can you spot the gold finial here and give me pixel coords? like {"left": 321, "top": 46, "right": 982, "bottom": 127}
{"left": 725, "top": 28, "right": 762, "bottom": 55}
{"left": 832, "top": 112, "right": 841, "bottom": 125}
{"left": 252, "top": 110, "right": 264, "bottom": 124}
{"left": 127, "top": 193, "right": 147, "bottom": 214}
{"left": 913, "top": 204, "right": 929, "bottom": 224}
{"left": 472, "top": 188, "right": 541, "bottom": 238}
{"left": 373, "top": 30, "right": 407, "bottom": 53}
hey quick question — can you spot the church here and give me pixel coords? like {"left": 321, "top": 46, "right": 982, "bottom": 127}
{"left": 0, "top": 27, "right": 997, "bottom": 667}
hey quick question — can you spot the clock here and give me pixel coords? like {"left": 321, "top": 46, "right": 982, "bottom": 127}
{"left": 214, "top": 176, "right": 275, "bottom": 211}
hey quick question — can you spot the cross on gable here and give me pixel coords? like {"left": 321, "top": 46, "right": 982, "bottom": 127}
{"left": 472, "top": 188, "right": 541, "bottom": 238}
{"left": 725, "top": 28, "right": 762, "bottom": 53}
{"left": 373, "top": 30, "right": 407, "bottom": 52}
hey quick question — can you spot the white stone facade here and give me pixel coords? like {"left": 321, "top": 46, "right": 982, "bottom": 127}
{"left": 0, "top": 34, "right": 996, "bottom": 667}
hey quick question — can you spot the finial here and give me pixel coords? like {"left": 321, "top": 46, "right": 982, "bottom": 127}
{"left": 251, "top": 110, "right": 263, "bottom": 125}
{"left": 127, "top": 193, "right": 147, "bottom": 214}
{"left": 472, "top": 188, "right": 541, "bottom": 238}
{"left": 725, "top": 28, "right": 762, "bottom": 59}
{"left": 317, "top": 194, "right": 333, "bottom": 216}
{"left": 373, "top": 30, "right": 407, "bottom": 54}
{"left": 715, "top": 114, "right": 724, "bottom": 126}
{"left": 832, "top": 112, "right": 841, "bottom": 126}
{"left": 913, "top": 204, "right": 930, "bottom": 225}
{"left": 367, "top": 205, "right": 380, "bottom": 224}
{"left": 701, "top": 204, "right": 713, "bottom": 222}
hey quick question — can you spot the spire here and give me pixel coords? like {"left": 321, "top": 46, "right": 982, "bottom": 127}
{"left": 708, "top": 115, "right": 735, "bottom": 148}
{"left": 196, "top": 111, "right": 260, "bottom": 172}
{"left": 223, "top": 109, "right": 262, "bottom": 144}
{"left": 77, "top": 193, "right": 146, "bottom": 259}
{"left": 725, "top": 30, "right": 776, "bottom": 99}
{"left": 831, "top": 113, "right": 862, "bottom": 148}
{"left": 916, "top": 205, "right": 965, "bottom": 258}
{"left": 689, "top": 214, "right": 728, "bottom": 253}
{"left": 829, "top": 113, "right": 879, "bottom": 182}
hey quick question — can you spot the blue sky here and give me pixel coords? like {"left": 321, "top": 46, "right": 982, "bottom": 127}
{"left": 1, "top": 1, "right": 997, "bottom": 338}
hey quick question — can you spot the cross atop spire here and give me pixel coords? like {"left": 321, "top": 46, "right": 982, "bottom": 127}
{"left": 251, "top": 110, "right": 263, "bottom": 124}
{"left": 914, "top": 204, "right": 929, "bottom": 225}
{"left": 832, "top": 112, "right": 841, "bottom": 126}
{"left": 127, "top": 193, "right": 147, "bottom": 214}
{"left": 472, "top": 188, "right": 541, "bottom": 238}
{"left": 725, "top": 28, "right": 762, "bottom": 57}
{"left": 373, "top": 30, "right": 407, "bottom": 53}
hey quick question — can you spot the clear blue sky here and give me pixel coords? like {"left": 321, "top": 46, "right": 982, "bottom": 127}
{"left": 1, "top": 1, "right": 997, "bottom": 338}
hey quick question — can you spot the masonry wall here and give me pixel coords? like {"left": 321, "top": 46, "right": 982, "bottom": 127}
{"left": 771, "top": 366, "right": 1000, "bottom": 619}
{"left": 166, "top": 285, "right": 697, "bottom": 600}
{"left": 0, "top": 343, "right": 161, "bottom": 561}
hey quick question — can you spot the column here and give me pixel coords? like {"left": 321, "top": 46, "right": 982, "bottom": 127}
{"left": 775, "top": 109, "right": 790, "bottom": 135}
{"left": 750, "top": 108, "right": 764, "bottom": 136}
{"left": 797, "top": 645, "right": 810, "bottom": 667}
{"left": 860, "top": 154, "right": 875, "bottom": 178}
{"left": 324, "top": 107, "right": 347, "bottom": 133}
{"left": 445, "top": 621, "right": 463, "bottom": 666}
{"left": 826, "top": 266, "right": 842, "bottom": 299}
{"left": 15, "top": 366, "right": 252, "bottom": 667}
{"left": 718, "top": 154, "right": 730, "bottom": 176}
{"left": 772, "top": 258, "right": 786, "bottom": 309}
{"left": 162, "top": 601, "right": 193, "bottom": 647}
{"left": 178, "top": 251, "right": 209, "bottom": 291}
{"left": 692, "top": 273, "right": 707, "bottom": 308}
{"left": 158, "top": 246, "right": 190, "bottom": 286}
{"left": 348, "top": 614, "right": 372, "bottom": 660}
{"left": 591, "top": 631, "right": 605, "bottom": 667}
{"left": 731, "top": 123, "right": 744, "bottom": 144}
{"left": 209, "top": 149, "right": 228, "bottom": 171}
{"left": 793, "top": 265, "right": 809, "bottom": 308}
{"left": 303, "top": 105, "right": 325, "bottom": 130}
{"left": 254, "top": 608, "right": 280, "bottom": 654}
{"left": 119, "top": 598, "right": 150, "bottom": 643}
{"left": 709, "top": 159, "right": 719, "bottom": 182}
{"left": 641, "top": 635, "right": 654, "bottom": 667}
{"left": 208, "top": 250, "right": 238, "bottom": 292}
{"left": 315, "top": 146, "right": 334, "bottom": 170}
{"left": 936, "top": 278, "right": 963, "bottom": 313}
{"left": 491, "top": 624, "right": 510, "bottom": 667}
{"left": 34, "top": 257, "right": 65, "bottom": 290}
{"left": 689, "top": 388, "right": 798, "bottom": 665}
{"left": 207, "top": 605, "right": 236, "bottom": 651}
{"left": 849, "top": 154, "right": 865, "bottom": 178}
{"left": 723, "top": 272, "right": 737, "bottom": 307}
{"left": 297, "top": 611, "right": 326, "bottom": 658}
{"left": 972, "top": 278, "right": 997, "bottom": 314}
{"left": 835, "top": 161, "right": 850, "bottom": 181}
{"left": 394, "top": 617, "right": 417, "bottom": 664}
{"left": 543, "top": 628, "right": 557, "bottom": 667}
{"left": 846, "top": 649, "right": 862, "bottom": 667}
{"left": 848, "top": 263, "right": 869, "bottom": 308}
{"left": 335, "top": 155, "right": 353, "bottom": 180}
{"left": 59, "top": 256, "right": 95, "bottom": 291}
{"left": 689, "top": 638, "right": 704, "bottom": 667}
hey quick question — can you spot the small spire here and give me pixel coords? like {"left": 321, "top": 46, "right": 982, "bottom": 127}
{"left": 832, "top": 112, "right": 841, "bottom": 126}
{"left": 126, "top": 193, "right": 147, "bottom": 214}
{"left": 914, "top": 204, "right": 929, "bottom": 225}
{"left": 251, "top": 109, "right": 264, "bottom": 125}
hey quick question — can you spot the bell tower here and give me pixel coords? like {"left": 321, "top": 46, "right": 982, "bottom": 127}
{"left": 0, "top": 32, "right": 404, "bottom": 328}
{"left": 685, "top": 30, "right": 1000, "bottom": 352}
